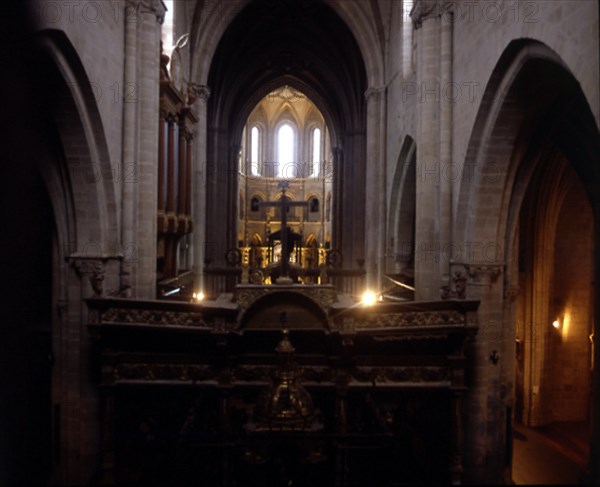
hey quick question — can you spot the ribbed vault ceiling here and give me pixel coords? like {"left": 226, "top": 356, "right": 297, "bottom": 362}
{"left": 207, "top": 0, "right": 367, "bottom": 143}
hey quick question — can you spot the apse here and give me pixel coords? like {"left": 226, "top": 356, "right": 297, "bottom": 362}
{"left": 237, "top": 85, "right": 333, "bottom": 281}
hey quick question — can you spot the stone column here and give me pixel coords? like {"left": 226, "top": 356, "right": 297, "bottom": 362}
{"left": 439, "top": 2, "right": 454, "bottom": 288}
{"left": 157, "top": 110, "right": 166, "bottom": 214}
{"left": 331, "top": 146, "right": 343, "bottom": 253}
{"left": 192, "top": 85, "right": 210, "bottom": 291}
{"left": 136, "top": 0, "right": 165, "bottom": 298}
{"left": 186, "top": 132, "right": 193, "bottom": 218}
{"left": 67, "top": 257, "right": 108, "bottom": 483}
{"left": 412, "top": 0, "right": 442, "bottom": 300}
{"left": 463, "top": 264, "right": 503, "bottom": 484}
{"left": 365, "top": 86, "right": 387, "bottom": 289}
{"left": 166, "top": 114, "right": 177, "bottom": 219}
{"left": 120, "top": 0, "right": 140, "bottom": 298}
{"left": 339, "top": 130, "right": 367, "bottom": 267}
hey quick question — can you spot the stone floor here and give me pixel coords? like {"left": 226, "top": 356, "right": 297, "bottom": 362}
{"left": 512, "top": 421, "right": 589, "bottom": 485}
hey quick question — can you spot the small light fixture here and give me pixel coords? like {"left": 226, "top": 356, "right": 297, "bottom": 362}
{"left": 192, "top": 291, "right": 204, "bottom": 302}
{"left": 361, "top": 291, "right": 377, "bottom": 306}
{"left": 552, "top": 320, "right": 560, "bottom": 329}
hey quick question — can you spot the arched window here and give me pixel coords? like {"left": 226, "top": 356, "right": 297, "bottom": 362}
{"left": 250, "top": 126, "right": 260, "bottom": 176}
{"left": 277, "top": 123, "right": 295, "bottom": 178}
{"left": 310, "top": 197, "right": 319, "bottom": 212}
{"left": 311, "top": 127, "right": 321, "bottom": 177}
{"left": 251, "top": 196, "right": 260, "bottom": 212}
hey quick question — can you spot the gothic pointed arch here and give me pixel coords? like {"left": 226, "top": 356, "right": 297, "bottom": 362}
{"left": 6, "top": 28, "right": 121, "bottom": 485}
{"left": 35, "top": 29, "right": 119, "bottom": 254}
{"left": 204, "top": 0, "right": 367, "bottom": 265}
{"left": 456, "top": 39, "right": 600, "bottom": 249}
{"left": 455, "top": 38, "right": 600, "bottom": 483}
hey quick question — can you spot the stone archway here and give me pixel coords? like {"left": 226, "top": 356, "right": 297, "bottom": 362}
{"left": 5, "top": 29, "right": 122, "bottom": 484}
{"left": 455, "top": 39, "right": 600, "bottom": 484}
{"left": 202, "top": 0, "right": 368, "bottom": 270}
{"left": 514, "top": 153, "right": 593, "bottom": 430}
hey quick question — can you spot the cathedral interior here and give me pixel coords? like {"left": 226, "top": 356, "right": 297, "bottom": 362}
{"left": 2, "top": 0, "right": 600, "bottom": 485}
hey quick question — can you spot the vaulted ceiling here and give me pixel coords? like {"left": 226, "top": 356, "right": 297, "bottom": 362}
{"left": 207, "top": 0, "right": 367, "bottom": 144}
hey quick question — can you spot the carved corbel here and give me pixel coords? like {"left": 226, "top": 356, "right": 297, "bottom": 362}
{"left": 73, "top": 258, "right": 107, "bottom": 297}
{"left": 466, "top": 264, "right": 502, "bottom": 285}
{"left": 441, "top": 270, "right": 467, "bottom": 299}
{"left": 188, "top": 84, "right": 211, "bottom": 106}
{"left": 411, "top": 0, "right": 440, "bottom": 28}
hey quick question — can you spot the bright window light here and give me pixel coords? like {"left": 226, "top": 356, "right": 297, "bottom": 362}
{"left": 251, "top": 126, "right": 259, "bottom": 176}
{"left": 312, "top": 128, "right": 321, "bottom": 176}
{"left": 277, "top": 124, "right": 294, "bottom": 177}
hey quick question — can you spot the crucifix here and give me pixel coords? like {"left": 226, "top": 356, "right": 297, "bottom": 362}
{"left": 259, "top": 181, "right": 308, "bottom": 283}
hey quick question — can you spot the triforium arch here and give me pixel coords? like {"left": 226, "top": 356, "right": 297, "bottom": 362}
{"left": 203, "top": 0, "right": 367, "bottom": 267}
{"left": 456, "top": 39, "right": 600, "bottom": 484}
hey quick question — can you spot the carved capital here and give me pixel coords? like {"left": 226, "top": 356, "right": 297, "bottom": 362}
{"left": 466, "top": 264, "right": 502, "bottom": 285}
{"left": 440, "top": 270, "right": 467, "bottom": 300}
{"left": 189, "top": 84, "right": 211, "bottom": 104}
{"left": 73, "top": 258, "right": 107, "bottom": 297}
{"left": 139, "top": 0, "right": 166, "bottom": 24}
{"left": 411, "top": 0, "right": 439, "bottom": 28}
